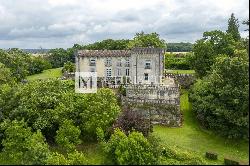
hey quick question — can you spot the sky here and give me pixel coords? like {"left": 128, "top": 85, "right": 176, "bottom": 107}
{"left": 0, "top": 0, "right": 249, "bottom": 49}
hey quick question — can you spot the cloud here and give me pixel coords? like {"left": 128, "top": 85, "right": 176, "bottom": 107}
{"left": 0, "top": 0, "right": 249, "bottom": 48}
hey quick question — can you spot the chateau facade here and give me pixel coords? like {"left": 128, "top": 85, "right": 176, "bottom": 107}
{"left": 75, "top": 47, "right": 182, "bottom": 126}
{"left": 75, "top": 47, "right": 165, "bottom": 85}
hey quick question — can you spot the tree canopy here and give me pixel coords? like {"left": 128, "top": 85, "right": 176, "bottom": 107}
{"left": 227, "top": 13, "right": 241, "bottom": 41}
{"left": 190, "top": 50, "right": 249, "bottom": 138}
{"left": 127, "top": 32, "right": 166, "bottom": 49}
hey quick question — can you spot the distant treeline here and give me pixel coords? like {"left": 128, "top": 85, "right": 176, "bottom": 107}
{"left": 166, "top": 42, "right": 193, "bottom": 52}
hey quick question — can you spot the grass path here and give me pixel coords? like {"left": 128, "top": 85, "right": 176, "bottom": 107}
{"left": 165, "top": 69, "right": 195, "bottom": 74}
{"left": 153, "top": 90, "right": 249, "bottom": 164}
{"left": 26, "top": 68, "right": 62, "bottom": 81}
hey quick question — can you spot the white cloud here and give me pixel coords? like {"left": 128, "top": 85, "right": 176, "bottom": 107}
{"left": 0, "top": 0, "right": 249, "bottom": 48}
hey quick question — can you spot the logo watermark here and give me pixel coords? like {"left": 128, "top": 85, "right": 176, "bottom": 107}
{"left": 75, "top": 72, "right": 97, "bottom": 93}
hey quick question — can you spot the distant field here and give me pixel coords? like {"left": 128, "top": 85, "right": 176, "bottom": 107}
{"left": 153, "top": 90, "right": 249, "bottom": 164}
{"left": 165, "top": 69, "right": 196, "bottom": 74}
{"left": 26, "top": 68, "right": 62, "bottom": 81}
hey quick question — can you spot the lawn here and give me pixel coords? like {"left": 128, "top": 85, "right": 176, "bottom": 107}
{"left": 26, "top": 68, "right": 63, "bottom": 81}
{"left": 165, "top": 69, "right": 196, "bottom": 74}
{"left": 153, "top": 90, "right": 249, "bottom": 164}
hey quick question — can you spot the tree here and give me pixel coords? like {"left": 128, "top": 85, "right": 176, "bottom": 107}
{"left": 227, "top": 13, "right": 241, "bottom": 41}
{"left": 242, "top": 19, "right": 249, "bottom": 31}
{"left": 190, "top": 30, "right": 235, "bottom": 78}
{"left": 78, "top": 88, "right": 121, "bottom": 140}
{"left": 82, "top": 39, "right": 130, "bottom": 50}
{"left": 127, "top": 32, "right": 166, "bottom": 49}
{"left": 0, "top": 63, "right": 15, "bottom": 85}
{"left": 55, "top": 119, "right": 81, "bottom": 152}
{"left": 62, "top": 61, "right": 75, "bottom": 73}
{"left": 45, "top": 48, "right": 72, "bottom": 68}
{"left": 0, "top": 120, "right": 50, "bottom": 164}
{"left": 2, "top": 79, "right": 75, "bottom": 142}
{"left": 102, "top": 128, "right": 159, "bottom": 165}
{"left": 28, "top": 56, "right": 51, "bottom": 75}
{"left": 0, "top": 79, "right": 121, "bottom": 143}
{"left": 167, "top": 42, "right": 193, "bottom": 52}
{"left": 0, "top": 49, "right": 30, "bottom": 82}
{"left": 189, "top": 50, "right": 249, "bottom": 138}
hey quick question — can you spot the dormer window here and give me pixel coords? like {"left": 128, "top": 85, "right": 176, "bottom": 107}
{"left": 145, "top": 60, "right": 151, "bottom": 69}
{"left": 89, "top": 58, "right": 96, "bottom": 66}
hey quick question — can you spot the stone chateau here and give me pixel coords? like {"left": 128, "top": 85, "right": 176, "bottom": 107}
{"left": 75, "top": 47, "right": 182, "bottom": 127}
{"left": 75, "top": 47, "right": 165, "bottom": 85}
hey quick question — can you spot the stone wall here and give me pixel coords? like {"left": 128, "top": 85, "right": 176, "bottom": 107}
{"left": 165, "top": 73, "right": 196, "bottom": 89}
{"left": 122, "top": 84, "right": 182, "bottom": 127}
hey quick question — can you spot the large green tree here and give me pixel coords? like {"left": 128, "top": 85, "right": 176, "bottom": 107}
{"left": 45, "top": 48, "right": 72, "bottom": 68}
{"left": 127, "top": 32, "right": 166, "bottom": 49}
{"left": 227, "top": 13, "right": 241, "bottom": 41}
{"left": 189, "top": 50, "right": 249, "bottom": 138}
{"left": 190, "top": 30, "right": 235, "bottom": 78}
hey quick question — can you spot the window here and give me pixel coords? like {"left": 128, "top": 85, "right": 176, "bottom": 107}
{"left": 105, "top": 58, "right": 112, "bottom": 66}
{"left": 145, "top": 60, "right": 151, "bottom": 69}
{"left": 89, "top": 58, "right": 96, "bottom": 66}
{"left": 125, "top": 59, "right": 130, "bottom": 67}
{"left": 117, "top": 59, "right": 122, "bottom": 67}
{"left": 106, "top": 68, "right": 112, "bottom": 77}
{"left": 117, "top": 68, "right": 121, "bottom": 76}
{"left": 144, "top": 73, "right": 149, "bottom": 81}
{"left": 125, "top": 69, "right": 130, "bottom": 76}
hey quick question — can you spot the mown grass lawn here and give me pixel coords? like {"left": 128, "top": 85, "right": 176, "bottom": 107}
{"left": 153, "top": 90, "right": 249, "bottom": 164}
{"left": 26, "top": 68, "right": 63, "bottom": 81}
{"left": 165, "top": 69, "right": 196, "bottom": 74}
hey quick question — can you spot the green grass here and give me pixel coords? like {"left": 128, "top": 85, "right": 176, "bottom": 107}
{"left": 49, "top": 143, "right": 104, "bottom": 165}
{"left": 77, "top": 143, "right": 105, "bottom": 165}
{"left": 165, "top": 69, "right": 196, "bottom": 74}
{"left": 26, "top": 68, "right": 63, "bottom": 81}
{"left": 153, "top": 90, "right": 249, "bottom": 164}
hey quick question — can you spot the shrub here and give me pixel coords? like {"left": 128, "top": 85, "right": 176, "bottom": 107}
{"left": 161, "top": 145, "right": 207, "bottom": 165}
{"left": 113, "top": 108, "right": 153, "bottom": 136}
{"left": 205, "top": 151, "right": 218, "bottom": 160}
{"left": 55, "top": 119, "right": 81, "bottom": 152}
{"left": 1, "top": 120, "right": 50, "bottom": 165}
{"left": 67, "top": 150, "right": 89, "bottom": 165}
{"left": 46, "top": 152, "right": 69, "bottom": 165}
{"left": 102, "top": 128, "right": 159, "bottom": 165}
{"left": 62, "top": 61, "right": 75, "bottom": 73}
{"left": 46, "top": 151, "right": 88, "bottom": 165}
